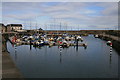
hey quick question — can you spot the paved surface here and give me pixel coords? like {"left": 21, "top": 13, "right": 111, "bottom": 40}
{"left": 1, "top": 34, "right": 24, "bottom": 79}
{"left": 0, "top": 33, "right": 2, "bottom": 79}
{"left": 2, "top": 51, "right": 23, "bottom": 78}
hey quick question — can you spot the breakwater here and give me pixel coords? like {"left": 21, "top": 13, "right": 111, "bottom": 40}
{"left": 99, "top": 34, "right": 120, "bottom": 54}
{"left": 2, "top": 34, "right": 23, "bottom": 78}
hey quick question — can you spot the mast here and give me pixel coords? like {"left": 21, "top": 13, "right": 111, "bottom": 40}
{"left": 59, "top": 22, "right": 62, "bottom": 34}
{"left": 77, "top": 24, "right": 79, "bottom": 35}
{"left": 54, "top": 18, "right": 55, "bottom": 31}
{"left": 45, "top": 24, "right": 47, "bottom": 34}
{"left": 66, "top": 23, "right": 67, "bottom": 34}
{"left": 30, "top": 20, "right": 31, "bottom": 30}
{"left": 71, "top": 25, "right": 72, "bottom": 31}
{"left": 36, "top": 21, "right": 37, "bottom": 33}
{"left": 60, "top": 22, "right": 61, "bottom": 31}
{"left": 64, "top": 22, "right": 66, "bottom": 34}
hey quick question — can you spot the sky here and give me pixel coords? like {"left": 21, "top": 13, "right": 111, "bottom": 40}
{"left": 1, "top": 2, "right": 118, "bottom": 30}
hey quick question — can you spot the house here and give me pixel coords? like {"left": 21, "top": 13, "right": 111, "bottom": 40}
{"left": 0, "top": 23, "right": 7, "bottom": 33}
{"left": 7, "top": 24, "right": 22, "bottom": 32}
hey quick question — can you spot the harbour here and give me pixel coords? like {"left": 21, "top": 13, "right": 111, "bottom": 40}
{"left": 4, "top": 34, "right": 119, "bottom": 78}
{"left": 1, "top": 29, "right": 120, "bottom": 78}
{"left": 1, "top": 2, "right": 119, "bottom": 79}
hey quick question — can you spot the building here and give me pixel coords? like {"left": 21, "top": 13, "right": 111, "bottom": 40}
{"left": 7, "top": 24, "right": 22, "bottom": 32}
{"left": 0, "top": 23, "right": 7, "bottom": 33}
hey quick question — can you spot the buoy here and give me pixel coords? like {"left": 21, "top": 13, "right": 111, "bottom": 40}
{"left": 110, "top": 49, "right": 112, "bottom": 52}
{"left": 110, "top": 46, "right": 112, "bottom": 54}
{"left": 59, "top": 46, "right": 62, "bottom": 52}
{"left": 59, "top": 46, "right": 62, "bottom": 48}
{"left": 110, "top": 43, "right": 112, "bottom": 47}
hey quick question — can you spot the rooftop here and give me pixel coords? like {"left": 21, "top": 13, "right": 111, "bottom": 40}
{"left": 7, "top": 24, "right": 22, "bottom": 27}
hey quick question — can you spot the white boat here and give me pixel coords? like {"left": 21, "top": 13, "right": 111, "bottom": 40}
{"left": 70, "top": 37, "right": 75, "bottom": 40}
{"left": 94, "top": 34, "right": 99, "bottom": 38}
{"left": 60, "top": 40, "right": 70, "bottom": 48}
{"left": 77, "top": 36, "right": 83, "bottom": 41}
{"left": 65, "top": 36, "right": 70, "bottom": 41}
{"left": 77, "top": 36, "right": 82, "bottom": 39}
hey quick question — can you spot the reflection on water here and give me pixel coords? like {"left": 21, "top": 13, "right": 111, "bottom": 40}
{"left": 59, "top": 46, "right": 62, "bottom": 64}
{"left": 7, "top": 35, "right": 119, "bottom": 78}
{"left": 14, "top": 45, "right": 17, "bottom": 61}
{"left": 30, "top": 44, "right": 32, "bottom": 50}
{"left": 59, "top": 51, "right": 62, "bottom": 64}
{"left": 109, "top": 53, "right": 112, "bottom": 64}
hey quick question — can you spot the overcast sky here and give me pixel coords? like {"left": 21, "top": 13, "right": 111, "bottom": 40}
{"left": 2, "top": 2, "right": 118, "bottom": 30}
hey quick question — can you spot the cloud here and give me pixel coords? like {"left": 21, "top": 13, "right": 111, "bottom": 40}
{"left": 2, "top": 2, "right": 118, "bottom": 30}
{"left": 2, "top": 0, "right": 119, "bottom": 2}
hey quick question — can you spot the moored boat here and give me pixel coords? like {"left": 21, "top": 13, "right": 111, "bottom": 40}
{"left": 94, "top": 34, "right": 99, "bottom": 38}
{"left": 60, "top": 40, "right": 70, "bottom": 48}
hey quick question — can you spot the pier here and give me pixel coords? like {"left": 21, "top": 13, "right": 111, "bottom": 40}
{"left": 99, "top": 34, "right": 120, "bottom": 42}
{"left": 2, "top": 51, "right": 23, "bottom": 78}
{"left": 98, "top": 34, "right": 120, "bottom": 53}
{"left": 2, "top": 35, "right": 23, "bottom": 79}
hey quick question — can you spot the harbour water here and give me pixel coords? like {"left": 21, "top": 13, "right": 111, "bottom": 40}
{"left": 7, "top": 35, "right": 119, "bottom": 78}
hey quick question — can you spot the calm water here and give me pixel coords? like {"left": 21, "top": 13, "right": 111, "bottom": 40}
{"left": 7, "top": 35, "right": 119, "bottom": 78}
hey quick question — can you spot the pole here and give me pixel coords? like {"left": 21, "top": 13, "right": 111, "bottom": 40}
{"left": 35, "top": 18, "right": 37, "bottom": 33}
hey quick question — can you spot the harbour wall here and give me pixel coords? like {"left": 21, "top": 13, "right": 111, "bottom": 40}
{"left": 2, "top": 34, "right": 23, "bottom": 79}
{"left": 98, "top": 34, "right": 120, "bottom": 54}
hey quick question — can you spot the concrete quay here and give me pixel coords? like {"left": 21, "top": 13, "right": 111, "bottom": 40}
{"left": 2, "top": 51, "right": 23, "bottom": 79}
{"left": 99, "top": 34, "right": 120, "bottom": 54}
